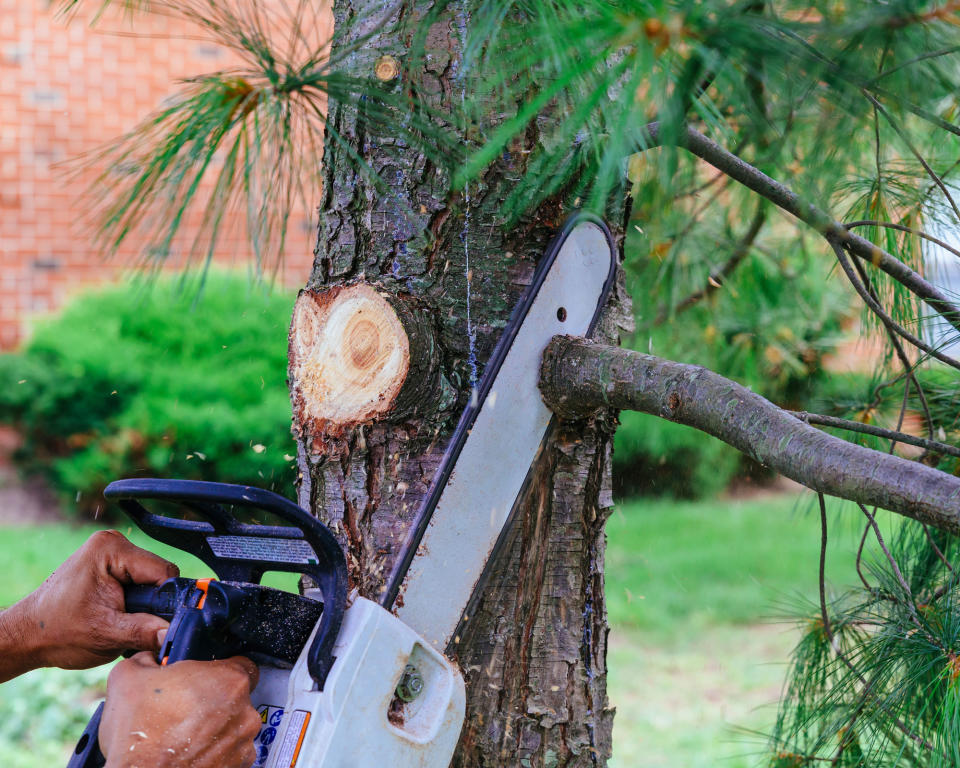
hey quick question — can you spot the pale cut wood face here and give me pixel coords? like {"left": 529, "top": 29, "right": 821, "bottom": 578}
{"left": 290, "top": 283, "right": 410, "bottom": 436}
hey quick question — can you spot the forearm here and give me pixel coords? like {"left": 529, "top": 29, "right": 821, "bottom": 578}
{"left": 0, "top": 597, "right": 46, "bottom": 683}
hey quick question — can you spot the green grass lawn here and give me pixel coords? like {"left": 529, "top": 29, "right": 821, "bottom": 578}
{"left": 0, "top": 490, "right": 876, "bottom": 766}
{"left": 606, "top": 491, "right": 874, "bottom": 767}
{"left": 605, "top": 491, "right": 864, "bottom": 638}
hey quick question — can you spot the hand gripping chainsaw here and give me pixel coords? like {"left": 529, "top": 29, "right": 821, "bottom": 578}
{"left": 66, "top": 213, "right": 616, "bottom": 768}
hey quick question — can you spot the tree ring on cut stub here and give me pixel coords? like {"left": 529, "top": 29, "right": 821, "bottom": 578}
{"left": 290, "top": 283, "right": 410, "bottom": 453}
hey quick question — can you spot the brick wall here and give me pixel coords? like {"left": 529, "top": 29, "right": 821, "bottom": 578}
{"left": 0, "top": 2, "right": 323, "bottom": 349}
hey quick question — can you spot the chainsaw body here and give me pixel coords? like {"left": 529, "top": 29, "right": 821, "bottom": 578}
{"left": 66, "top": 479, "right": 465, "bottom": 768}
{"left": 253, "top": 598, "right": 464, "bottom": 768}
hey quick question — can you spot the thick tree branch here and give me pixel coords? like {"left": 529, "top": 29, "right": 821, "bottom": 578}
{"left": 540, "top": 336, "right": 960, "bottom": 535}
{"left": 638, "top": 122, "right": 960, "bottom": 334}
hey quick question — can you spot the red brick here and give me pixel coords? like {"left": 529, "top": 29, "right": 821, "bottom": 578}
{"left": 0, "top": 3, "right": 327, "bottom": 348}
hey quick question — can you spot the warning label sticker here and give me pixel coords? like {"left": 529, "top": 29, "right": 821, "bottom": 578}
{"left": 273, "top": 709, "right": 311, "bottom": 768}
{"left": 254, "top": 705, "right": 285, "bottom": 766}
{"left": 206, "top": 536, "right": 318, "bottom": 565}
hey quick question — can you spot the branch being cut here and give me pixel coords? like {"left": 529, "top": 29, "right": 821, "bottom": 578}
{"left": 539, "top": 336, "right": 960, "bottom": 535}
{"left": 639, "top": 122, "right": 960, "bottom": 334}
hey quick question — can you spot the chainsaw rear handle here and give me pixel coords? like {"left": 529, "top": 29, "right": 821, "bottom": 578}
{"left": 67, "top": 586, "right": 213, "bottom": 768}
{"left": 68, "top": 479, "right": 349, "bottom": 768}
{"left": 68, "top": 578, "right": 248, "bottom": 768}
{"left": 104, "top": 478, "right": 347, "bottom": 688}
{"left": 123, "top": 578, "right": 196, "bottom": 618}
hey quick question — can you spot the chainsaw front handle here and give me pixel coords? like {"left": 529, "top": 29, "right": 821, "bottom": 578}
{"left": 104, "top": 478, "right": 347, "bottom": 688}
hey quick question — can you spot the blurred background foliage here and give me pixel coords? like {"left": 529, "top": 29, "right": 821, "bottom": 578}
{"left": 614, "top": 192, "right": 857, "bottom": 498}
{"left": 0, "top": 272, "right": 297, "bottom": 516}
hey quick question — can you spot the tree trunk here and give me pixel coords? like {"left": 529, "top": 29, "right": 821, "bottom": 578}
{"left": 289, "top": 2, "right": 630, "bottom": 765}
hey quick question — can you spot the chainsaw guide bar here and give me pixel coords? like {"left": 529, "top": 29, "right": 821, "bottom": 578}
{"left": 386, "top": 213, "right": 617, "bottom": 651}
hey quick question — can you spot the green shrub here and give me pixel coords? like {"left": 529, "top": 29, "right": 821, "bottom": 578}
{"left": 0, "top": 666, "right": 110, "bottom": 767}
{"left": 0, "top": 273, "right": 297, "bottom": 517}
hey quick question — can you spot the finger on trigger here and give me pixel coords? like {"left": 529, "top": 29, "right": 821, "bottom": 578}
{"left": 110, "top": 612, "right": 170, "bottom": 654}
{"left": 126, "top": 650, "right": 160, "bottom": 668}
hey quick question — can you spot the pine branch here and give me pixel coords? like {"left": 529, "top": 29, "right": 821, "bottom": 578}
{"left": 827, "top": 237, "right": 960, "bottom": 371}
{"left": 638, "top": 122, "right": 960, "bottom": 335}
{"left": 539, "top": 336, "right": 960, "bottom": 535}
{"left": 846, "top": 220, "right": 960, "bottom": 262}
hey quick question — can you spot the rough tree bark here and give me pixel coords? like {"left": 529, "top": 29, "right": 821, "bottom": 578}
{"left": 289, "top": 3, "right": 631, "bottom": 766}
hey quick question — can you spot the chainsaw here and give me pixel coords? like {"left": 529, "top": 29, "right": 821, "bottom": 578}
{"left": 66, "top": 212, "right": 616, "bottom": 768}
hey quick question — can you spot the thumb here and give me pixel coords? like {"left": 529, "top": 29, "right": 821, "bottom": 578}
{"left": 108, "top": 613, "right": 170, "bottom": 653}
{"left": 125, "top": 650, "right": 161, "bottom": 668}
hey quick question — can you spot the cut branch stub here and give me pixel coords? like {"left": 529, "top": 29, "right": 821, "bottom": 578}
{"left": 289, "top": 283, "right": 446, "bottom": 454}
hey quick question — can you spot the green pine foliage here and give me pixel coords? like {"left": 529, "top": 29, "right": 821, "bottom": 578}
{"left": 771, "top": 516, "right": 960, "bottom": 765}
{"left": 436, "top": 5, "right": 960, "bottom": 758}
{"left": 0, "top": 273, "right": 297, "bottom": 516}
{"left": 65, "top": 0, "right": 460, "bottom": 274}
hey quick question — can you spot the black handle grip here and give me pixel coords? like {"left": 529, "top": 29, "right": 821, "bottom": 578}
{"left": 104, "top": 478, "right": 347, "bottom": 688}
{"left": 124, "top": 579, "right": 196, "bottom": 620}
{"left": 67, "top": 579, "right": 242, "bottom": 768}
{"left": 66, "top": 702, "right": 105, "bottom": 768}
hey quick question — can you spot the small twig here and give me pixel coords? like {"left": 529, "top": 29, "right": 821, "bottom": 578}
{"left": 828, "top": 238, "right": 960, "bottom": 371}
{"left": 656, "top": 204, "right": 766, "bottom": 324}
{"left": 791, "top": 412, "right": 960, "bottom": 459}
{"left": 818, "top": 493, "right": 839, "bottom": 653}
{"left": 676, "top": 168, "right": 728, "bottom": 199}
{"left": 848, "top": 252, "right": 936, "bottom": 439}
{"left": 845, "top": 220, "right": 960, "bottom": 263}
{"left": 894, "top": 371, "right": 954, "bottom": 583}
{"left": 891, "top": 369, "right": 911, "bottom": 455}
{"left": 866, "top": 46, "right": 960, "bottom": 84}
{"left": 922, "top": 524, "right": 955, "bottom": 577}
{"left": 866, "top": 92, "right": 960, "bottom": 226}
{"left": 856, "top": 520, "right": 873, "bottom": 592}
{"left": 858, "top": 504, "right": 915, "bottom": 606}
{"left": 671, "top": 177, "right": 732, "bottom": 242}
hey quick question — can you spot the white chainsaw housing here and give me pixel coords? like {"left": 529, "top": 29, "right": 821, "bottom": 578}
{"left": 249, "top": 597, "right": 466, "bottom": 768}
